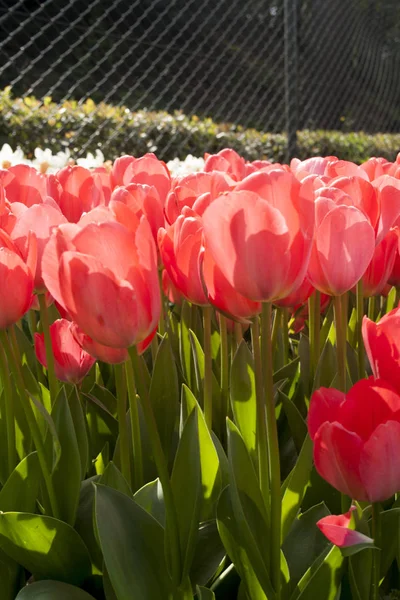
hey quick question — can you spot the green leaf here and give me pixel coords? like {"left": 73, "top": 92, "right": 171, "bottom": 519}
{"left": 225, "top": 421, "right": 275, "bottom": 599}
{"left": 279, "top": 390, "right": 307, "bottom": 454}
{"left": 0, "top": 548, "right": 22, "bottom": 600}
{"left": 0, "top": 452, "right": 40, "bottom": 514}
{"left": 189, "top": 329, "right": 222, "bottom": 427}
{"left": 149, "top": 335, "right": 179, "bottom": 462}
{"left": 230, "top": 341, "right": 256, "bottom": 463}
{"left": 84, "top": 393, "right": 118, "bottom": 461}
{"left": 68, "top": 386, "right": 89, "bottom": 479}
{"left": 273, "top": 356, "right": 301, "bottom": 387}
{"left": 171, "top": 408, "right": 202, "bottom": 580}
{"left": 134, "top": 479, "right": 165, "bottom": 527}
{"left": 0, "top": 512, "right": 91, "bottom": 585}
{"left": 216, "top": 486, "right": 269, "bottom": 600}
{"left": 282, "top": 503, "right": 330, "bottom": 589}
{"left": 181, "top": 384, "right": 221, "bottom": 520}
{"left": 312, "top": 339, "right": 337, "bottom": 392}
{"left": 380, "top": 507, "right": 400, "bottom": 578}
{"left": 95, "top": 484, "right": 172, "bottom": 600}
{"left": 28, "top": 391, "right": 61, "bottom": 473}
{"left": 180, "top": 300, "right": 196, "bottom": 390}
{"left": 50, "top": 387, "right": 81, "bottom": 525}
{"left": 94, "top": 442, "right": 109, "bottom": 476}
{"left": 290, "top": 545, "right": 343, "bottom": 600}
{"left": 74, "top": 476, "right": 102, "bottom": 571}
{"left": 196, "top": 585, "right": 216, "bottom": 600}
{"left": 15, "top": 580, "right": 96, "bottom": 599}
{"left": 190, "top": 520, "right": 226, "bottom": 587}
{"left": 99, "top": 461, "right": 132, "bottom": 497}
{"left": 281, "top": 434, "right": 313, "bottom": 541}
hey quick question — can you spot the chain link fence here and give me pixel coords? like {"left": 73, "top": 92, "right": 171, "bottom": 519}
{"left": 0, "top": 0, "right": 399, "bottom": 158}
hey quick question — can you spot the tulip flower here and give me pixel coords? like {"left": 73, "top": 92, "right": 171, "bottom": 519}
{"left": 35, "top": 319, "right": 96, "bottom": 384}
{"left": 42, "top": 217, "right": 160, "bottom": 349}
{"left": 203, "top": 148, "right": 247, "bottom": 181}
{"left": 158, "top": 207, "right": 208, "bottom": 306}
{"left": 111, "top": 153, "right": 171, "bottom": 204}
{"left": 0, "top": 231, "right": 37, "bottom": 329}
{"left": 202, "top": 170, "right": 313, "bottom": 302}
{"left": 110, "top": 183, "right": 164, "bottom": 244}
{"left": 55, "top": 165, "right": 108, "bottom": 223}
{"left": 308, "top": 378, "right": 400, "bottom": 502}
{"left": 317, "top": 507, "right": 373, "bottom": 548}
{"left": 362, "top": 309, "right": 400, "bottom": 394}
{"left": 1, "top": 164, "right": 51, "bottom": 206}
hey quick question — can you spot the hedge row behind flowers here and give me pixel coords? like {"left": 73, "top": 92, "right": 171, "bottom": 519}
{"left": 1, "top": 87, "right": 400, "bottom": 163}
{"left": 2, "top": 149, "right": 400, "bottom": 599}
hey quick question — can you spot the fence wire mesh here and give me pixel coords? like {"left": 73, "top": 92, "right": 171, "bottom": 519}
{"left": 0, "top": 0, "right": 399, "bottom": 158}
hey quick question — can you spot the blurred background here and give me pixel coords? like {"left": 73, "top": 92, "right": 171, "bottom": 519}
{"left": 0, "top": 0, "right": 399, "bottom": 160}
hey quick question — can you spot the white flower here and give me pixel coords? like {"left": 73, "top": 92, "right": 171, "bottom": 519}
{"left": 76, "top": 149, "right": 105, "bottom": 169}
{"left": 32, "top": 147, "right": 71, "bottom": 174}
{"left": 167, "top": 154, "right": 205, "bottom": 177}
{"left": 0, "top": 143, "right": 29, "bottom": 168}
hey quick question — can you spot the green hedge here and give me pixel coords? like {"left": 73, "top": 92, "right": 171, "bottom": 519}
{"left": 0, "top": 87, "right": 399, "bottom": 163}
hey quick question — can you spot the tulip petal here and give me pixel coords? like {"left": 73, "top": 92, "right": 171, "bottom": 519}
{"left": 317, "top": 509, "right": 373, "bottom": 548}
{"left": 313, "top": 421, "right": 367, "bottom": 500}
{"left": 360, "top": 421, "right": 400, "bottom": 502}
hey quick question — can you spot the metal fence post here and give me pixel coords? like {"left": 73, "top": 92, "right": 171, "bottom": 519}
{"left": 284, "top": 0, "right": 298, "bottom": 161}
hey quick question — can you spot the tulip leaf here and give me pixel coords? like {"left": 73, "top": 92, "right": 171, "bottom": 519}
{"left": 103, "top": 563, "right": 118, "bottom": 600}
{"left": 281, "top": 434, "right": 314, "bottom": 542}
{"left": 282, "top": 502, "right": 330, "bottom": 590}
{"left": 99, "top": 461, "right": 132, "bottom": 497}
{"left": 189, "top": 329, "right": 222, "bottom": 427}
{"left": 380, "top": 507, "right": 400, "bottom": 578}
{"left": 69, "top": 386, "right": 90, "bottom": 479}
{"left": 190, "top": 520, "right": 226, "bottom": 587}
{"left": 180, "top": 384, "right": 221, "bottom": 520}
{"left": 28, "top": 391, "right": 61, "bottom": 472}
{"left": 298, "top": 334, "right": 310, "bottom": 395}
{"left": 74, "top": 476, "right": 102, "bottom": 571}
{"left": 196, "top": 586, "right": 216, "bottom": 600}
{"left": 0, "top": 452, "right": 40, "bottom": 514}
{"left": 230, "top": 341, "right": 256, "bottom": 463}
{"left": 84, "top": 393, "right": 118, "bottom": 460}
{"left": 273, "top": 356, "right": 301, "bottom": 386}
{"left": 216, "top": 486, "right": 270, "bottom": 600}
{"left": 180, "top": 300, "right": 196, "bottom": 390}
{"left": 15, "top": 580, "right": 96, "bottom": 600}
{"left": 0, "top": 512, "right": 91, "bottom": 585}
{"left": 0, "top": 547, "right": 22, "bottom": 599}
{"left": 95, "top": 484, "right": 172, "bottom": 600}
{"left": 49, "top": 386, "right": 81, "bottom": 526}
{"left": 149, "top": 334, "right": 179, "bottom": 462}
{"left": 312, "top": 339, "right": 337, "bottom": 392}
{"left": 171, "top": 408, "right": 202, "bottom": 580}
{"left": 279, "top": 389, "right": 307, "bottom": 454}
{"left": 94, "top": 442, "right": 109, "bottom": 476}
{"left": 134, "top": 479, "right": 165, "bottom": 527}
{"left": 349, "top": 546, "right": 372, "bottom": 600}
{"left": 290, "top": 545, "right": 343, "bottom": 600}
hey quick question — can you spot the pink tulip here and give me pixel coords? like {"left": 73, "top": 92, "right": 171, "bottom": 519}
{"left": 362, "top": 309, "right": 400, "bottom": 394}
{"left": 111, "top": 153, "right": 171, "bottom": 204}
{"left": 110, "top": 183, "right": 164, "bottom": 244}
{"left": 35, "top": 319, "right": 96, "bottom": 384}
{"left": 204, "top": 148, "right": 247, "bottom": 181}
{"left": 55, "top": 165, "right": 107, "bottom": 223}
{"left": 317, "top": 507, "right": 373, "bottom": 548}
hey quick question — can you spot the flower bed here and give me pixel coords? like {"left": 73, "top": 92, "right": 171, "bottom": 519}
{"left": 1, "top": 148, "right": 400, "bottom": 599}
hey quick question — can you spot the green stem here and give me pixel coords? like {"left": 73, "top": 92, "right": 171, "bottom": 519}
{"left": 114, "top": 363, "right": 131, "bottom": 489}
{"left": 151, "top": 334, "right": 159, "bottom": 368}
{"left": 0, "top": 329, "right": 59, "bottom": 518}
{"left": 129, "top": 346, "right": 182, "bottom": 586}
{"left": 158, "top": 269, "right": 166, "bottom": 336}
{"left": 371, "top": 503, "right": 381, "bottom": 600}
{"left": 333, "top": 295, "right": 347, "bottom": 392}
{"left": 308, "top": 291, "right": 321, "bottom": 389}
{"left": 251, "top": 317, "right": 270, "bottom": 515}
{"left": 281, "top": 308, "right": 289, "bottom": 366}
{"left": 356, "top": 279, "right": 365, "bottom": 379}
{"left": 38, "top": 294, "right": 59, "bottom": 405}
{"left": 261, "top": 302, "right": 281, "bottom": 600}
{"left": 0, "top": 341, "right": 16, "bottom": 475}
{"left": 219, "top": 314, "right": 229, "bottom": 431}
{"left": 203, "top": 305, "right": 213, "bottom": 431}
{"left": 124, "top": 358, "right": 143, "bottom": 491}
{"left": 368, "top": 296, "right": 376, "bottom": 322}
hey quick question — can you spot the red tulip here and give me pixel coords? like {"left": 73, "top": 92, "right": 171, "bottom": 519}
{"left": 388, "top": 247, "right": 400, "bottom": 287}
{"left": 158, "top": 208, "right": 208, "bottom": 306}
{"left": 202, "top": 170, "right": 313, "bottom": 302}
{"left": 42, "top": 217, "right": 160, "bottom": 349}
{"left": 35, "top": 319, "right": 96, "bottom": 384}
{"left": 204, "top": 148, "right": 247, "bottom": 181}
{"left": 0, "top": 231, "right": 37, "bottom": 329}
{"left": 307, "top": 196, "right": 375, "bottom": 295}
{"left": 111, "top": 153, "right": 171, "bottom": 204}
{"left": 362, "top": 309, "right": 400, "bottom": 394}
{"left": 165, "top": 171, "right": 234, "bottom": 224}
{"left": 317, "top": 507, "right": 373, "bottom": 548}
{"left": 309, "top": 378, "right": 400, "bottom": 501}
{"left": 55, "top": 165, "right": 107, "bottom": 223}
